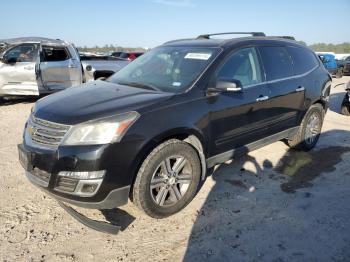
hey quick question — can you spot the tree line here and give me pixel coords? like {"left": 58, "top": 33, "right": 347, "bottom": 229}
{"left": 78, "top": 44, "right": 146, "bottom": 53}
{"left": 78, "top": 42, "right": 350, "bottom": 54}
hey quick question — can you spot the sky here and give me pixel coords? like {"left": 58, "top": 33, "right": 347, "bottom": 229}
{"left": 0, "top": 0, "right": 349, "bottom": 48}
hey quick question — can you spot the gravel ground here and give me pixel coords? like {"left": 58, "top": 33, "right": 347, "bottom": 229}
{"left": 0, "top": 77, "right": 349, "bottom": 262}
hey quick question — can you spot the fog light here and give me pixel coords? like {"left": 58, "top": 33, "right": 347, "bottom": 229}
{"left": 58, "top": 170, "right": 105, "bottom": 180}
{"left": 81, "top": 183, "right": 98, "bottom": 193}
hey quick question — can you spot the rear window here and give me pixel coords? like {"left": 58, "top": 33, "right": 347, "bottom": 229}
{"left": 287, "top": 46, "right": 319, "bottom": 75}
{"left": 259, "top": 46, "right": 293, "bottom": 81}
{"left": 42, "top": 47, "right": 69, "bottom": 62}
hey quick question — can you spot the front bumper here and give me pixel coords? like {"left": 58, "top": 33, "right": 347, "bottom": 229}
{"left": 18, "top": 142, "right": 132, "bottom": 210}
{"left": 25, "top": 170, "right": 130, "bottom": 209}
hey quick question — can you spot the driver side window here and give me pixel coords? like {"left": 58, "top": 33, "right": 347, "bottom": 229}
{"left": 217, "top": 47, "right": 262, "bottom": 87}
{"left": 4, "top": 44, "right": 39, "bottom": 63}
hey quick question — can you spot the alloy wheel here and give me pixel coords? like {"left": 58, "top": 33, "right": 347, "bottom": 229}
{"left": 305, "top": 113, "right": 321, "bottom": 145}
{"left": 150, "top": 155, "right": 192, "bottom": 207}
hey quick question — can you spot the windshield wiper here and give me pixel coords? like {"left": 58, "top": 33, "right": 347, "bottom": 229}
{"left": 117, "top": 81, "right": 161, "bottom": 91}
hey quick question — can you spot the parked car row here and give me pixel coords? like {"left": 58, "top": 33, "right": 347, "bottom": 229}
{"left": 17, "top": 32, "right": 333, "bottom": 234}
{"left": 317, "top": 53, "right": 350, "bottom": 78}
{"left": 111, "top": 51, "right": 144, "bottom": 60}
{"left": 0, "top": 37, "right": 131, "bottom": 98}
{"left": 336, "top": 55, "right": 350, "bottom": 76}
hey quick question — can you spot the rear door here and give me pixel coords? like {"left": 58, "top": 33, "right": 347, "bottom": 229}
{"left": 0, "top": 43, "right": 40, "bottom": 96}
{"left": 38, "top": 45, "right": 81, "bottom": 91}
{"left": 257, "top": 46, "right": 305, "bottom": 134}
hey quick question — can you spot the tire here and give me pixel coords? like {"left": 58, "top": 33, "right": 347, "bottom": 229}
{"left": 287, "top": 103, "right": 325, "bottom": 151}
{"left": 132, "top": 139, "right": 201, "bottom": 218}
{"left": 341, "top": 105, "right": 350, "bottom": 116}
{"left": 341, "top": 96, "right": 350, "bottom": 116}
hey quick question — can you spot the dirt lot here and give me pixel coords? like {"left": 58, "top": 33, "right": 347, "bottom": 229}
{"left": 0, "top": 77, "right": 349, "bottom": 262}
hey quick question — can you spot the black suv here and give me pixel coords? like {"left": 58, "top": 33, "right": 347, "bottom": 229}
{"left": 18, "top": 32, "right": 331, "bottom": 233}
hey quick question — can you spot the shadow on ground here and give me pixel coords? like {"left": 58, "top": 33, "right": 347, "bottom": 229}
{"left": 0, "top": 96, "right": 42, "bottom": 106}
{"left": 100, "top": 208, "right": 136, "bottom": 231}
{"left": 184, "top": 130, "right": 350, "bottom": 261}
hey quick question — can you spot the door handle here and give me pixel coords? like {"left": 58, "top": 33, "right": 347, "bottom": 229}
{"left": 295, "top": 86, "right": 305, "bottom": 92}
{"left": 68, "top": 64, "right": 77, "bottom": 68}
{"left": 256, "top": 95, "right": 269, "bottom": 102}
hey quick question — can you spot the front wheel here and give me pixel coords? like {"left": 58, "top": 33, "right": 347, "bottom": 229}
{"left": 132, "top": 139, "right": 201, "bottom": 218}
{"left": 287, "top": 104, "right": 324, "bottom": 151}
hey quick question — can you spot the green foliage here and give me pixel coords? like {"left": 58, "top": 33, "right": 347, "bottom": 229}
{"left": 77, "top": 42, "right": 350, "bottom": 55}
{"left": 77, "top": 44, "right": 146, "bottom": 54}
{"left": 309, "top": 43, "right": 350, "bottom": 53}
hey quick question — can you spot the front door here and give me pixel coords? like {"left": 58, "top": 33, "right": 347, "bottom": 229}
{"left": 0, "top": 43, "right": 39, "bottom": 96}
{"left": 38, "top": 45, "right": 80, "bottom": 91}
{"left": 208, "top": 47, "right": 271, "bottom": 156}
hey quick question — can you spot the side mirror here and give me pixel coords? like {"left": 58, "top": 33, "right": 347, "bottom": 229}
{"left": 208, "top": 78, "right": 243, "bottom": 93}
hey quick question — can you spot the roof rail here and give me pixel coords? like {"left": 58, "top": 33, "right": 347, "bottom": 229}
{"left": 197, "top": 32, "right": 266, "bottom": 39}
{"left": 270, "top": 36, "right": 295, "bottom": 40}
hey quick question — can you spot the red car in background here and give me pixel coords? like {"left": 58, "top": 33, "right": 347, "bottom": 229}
{"left": 111, "top": 51, "right": 144, "bottom": 61}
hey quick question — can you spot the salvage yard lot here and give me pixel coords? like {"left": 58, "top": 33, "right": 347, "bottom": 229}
{"left": 0, "top": 77, "right": 349, "bottom": 261}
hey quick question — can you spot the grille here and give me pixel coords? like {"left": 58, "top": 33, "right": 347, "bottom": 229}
{"left": 32, "top": 167, "right": 51, "bottom": 183}
{"left": 27, "top": 115, "right": 70, "bottom": 148}
{"left": 55, "top": 176, "right": 78, "bottom": 193}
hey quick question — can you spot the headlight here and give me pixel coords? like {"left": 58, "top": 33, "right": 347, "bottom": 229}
{"left": 62, "top": 111, "right": 139, "bottom": 145}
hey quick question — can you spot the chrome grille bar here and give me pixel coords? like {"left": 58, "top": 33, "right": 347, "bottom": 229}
{"left": 27, "top": 115, "right": 71, "bottom": 148}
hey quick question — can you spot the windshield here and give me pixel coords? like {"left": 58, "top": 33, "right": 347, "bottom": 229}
{"left": 108, "top": 46, "right": 219, "bottom": 92}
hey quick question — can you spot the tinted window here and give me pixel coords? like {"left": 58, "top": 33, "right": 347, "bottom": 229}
{"left": 42, "top": 47, "right": 69, "bottom": 62}
{"left": 287, "top": 46, "right": 319, "bottom": 74}
{"left": 217, "top": 47, "right": 262, "bottom": 87}
{"left": 259, "top": 46, "right": 293, "bottom": 81}
{"left": 4, "top": 44, "right": 39, "bottom": 63}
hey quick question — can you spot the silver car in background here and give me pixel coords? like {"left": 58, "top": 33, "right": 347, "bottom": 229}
{"left": 0, "top": 37, "right": 83, "bottom": 97}
{"left": 80, "top": 54, "right": 130, "bottom": 82}
{"left": 0, "top": 37, "right": 130, "bottom": 98}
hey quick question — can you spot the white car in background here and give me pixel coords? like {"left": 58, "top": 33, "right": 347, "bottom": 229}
{"left": 0, "top": 37, "right": 129, "bottom": 98}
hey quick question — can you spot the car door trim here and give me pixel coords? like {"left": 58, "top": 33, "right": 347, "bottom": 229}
{"left": 207, "top": 126, "right": 299, "bottom": 168}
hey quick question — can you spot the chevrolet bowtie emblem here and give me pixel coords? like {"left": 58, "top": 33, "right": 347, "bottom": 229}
{"left": 27, "top": 125, "right": 35, "bottom": 136}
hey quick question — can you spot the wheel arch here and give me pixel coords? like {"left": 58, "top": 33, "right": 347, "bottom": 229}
{"left": 128, "top": 128, "right": 208, "bottom": 200}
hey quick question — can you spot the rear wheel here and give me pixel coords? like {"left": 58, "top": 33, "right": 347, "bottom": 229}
{"left": 132, "top": 139, "right": 201, "bottom": 218}
{"left": 341, "top": 95, "right": 350, "bottom": 116}
{"left": 287, "top": 104, "right": 324, "bottom": 151}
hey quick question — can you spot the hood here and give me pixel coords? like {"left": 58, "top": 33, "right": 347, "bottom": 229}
{"left": 34, "top": 80, "right": 173, "bottom": 125}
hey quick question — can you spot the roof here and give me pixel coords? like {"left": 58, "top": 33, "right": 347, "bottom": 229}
{"left": 163, "top": 36, "right": 307, "bottom": 50}
{"left": 0, "top": 37, "right": 68, "bottom": 46}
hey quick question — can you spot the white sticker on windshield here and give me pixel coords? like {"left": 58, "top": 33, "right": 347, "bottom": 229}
{"left": 172, "top": 82, "right": 181, "bottom": 87}
{"left": 184, "top": 53, "right": 212, "bottom": 60}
